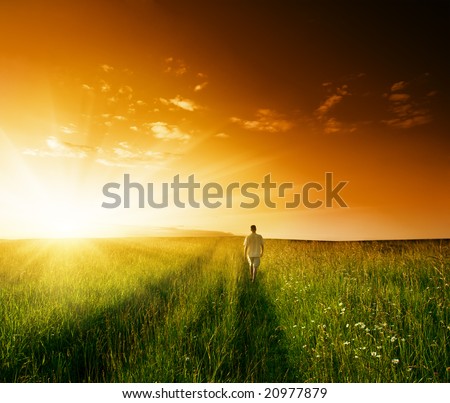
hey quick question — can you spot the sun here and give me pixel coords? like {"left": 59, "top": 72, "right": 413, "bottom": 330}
{"left": 34, "top": 201, "right": 98, "bottom": 238}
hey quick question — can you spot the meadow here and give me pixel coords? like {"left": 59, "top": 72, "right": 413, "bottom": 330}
{"left": 0, "top": 237, "right": 448, "bottom": 382}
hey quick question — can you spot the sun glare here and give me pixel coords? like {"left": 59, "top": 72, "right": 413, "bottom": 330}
{"left": 33, "top": 201, "right": 97, "bottom": 238}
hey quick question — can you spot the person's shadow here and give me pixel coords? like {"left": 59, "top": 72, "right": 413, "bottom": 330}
{"left": 230, "top": 269, "right": 294, "bottom": 382}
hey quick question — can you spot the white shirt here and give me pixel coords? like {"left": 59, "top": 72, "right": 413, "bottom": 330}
{"left": 244, "top": 232, "right": 264, "bottom": 257}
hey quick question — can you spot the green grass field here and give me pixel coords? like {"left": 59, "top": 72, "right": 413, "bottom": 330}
{"left": 0, "top": 237, "right": 448, "bottom": 382}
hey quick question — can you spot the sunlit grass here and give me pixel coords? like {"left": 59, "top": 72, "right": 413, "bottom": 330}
{"left": 0, "top": 238, "right": 448, "bottom": 382}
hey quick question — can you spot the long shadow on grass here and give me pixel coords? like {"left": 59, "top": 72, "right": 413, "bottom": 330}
{"left": 181, "top": 274, "right": 230, "bottom": 382}
{"left": 180, "top": 269, "right": 294, "bottom": 382}
{"left": 230, "top": 270, "right": 294, "bottom": 382}
{"left": 2, "top": 255, "right": 205, "bottom": 382}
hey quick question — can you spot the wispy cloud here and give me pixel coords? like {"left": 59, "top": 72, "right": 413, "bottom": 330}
{"left": 323, "top": 118, "right": 341, "bottom": 134}
{"left": 388, "top": 93, "right": 410, "bottom": 102}
{"left": 96, "top": 142, "right": 175, "bottom": 168}
{"left": 146, "top": 122, "right": 191, "bottom": 142}
{"left": 316, "top": 94, "right": 344, "bottom": 117}
{"left": 107, "top": 96, "right": 118, "bottom": 105}
{"left": 163, "top": 57, "right": 187, "bottom": 76}
{"left": 383, "top": 79, "right": 433, "bottom": 129}
{"left": 314, "top": 81, "right": 359, "bottom": 134}
{"left": 194, "top": 82, "right": 208, "bottom": 92}
{"left": 194, "top": 73, "right": 208, "bottom": 92}
{"left": 316, "top": 85, "right": 349, "bottom": 118}
{"left": 100, "top": 80, "right": 111, "bottom": 93}
{"left": 23, "top": 136, "right": 93, "bottom": 159}
{"left": 59, "top": 124, "right": 78, "bottom": 135}
{"left": 118, "top": 85, "right": 133, "bottom": 100}
{"left": 383, "top": 114, "right": 432, "bottom": 129}
{"left": 230, "top": 109, "right": 294, "bottom": 133}
{"left": 22, "top": 136, "right": 174, "bottom": 168}
{"left": 160, "top": 95, "right": 199, "bottom": 111}
{"left": 106, "top": 92, "right": 134, "bottom": 112}
{"left": 100, "top": 64, "right": 114, "bottom": 73}
{"left": 390, "top": 81, "right": 407, "bottom": 92}
{"left": 215, "top": 132, "right": 229, "bottom": 139}
{"left": 82, "top": 84, "right": 94, "bottom": 91}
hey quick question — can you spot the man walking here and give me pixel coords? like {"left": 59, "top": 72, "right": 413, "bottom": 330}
{"left": 243, "top": 225, "right": 264, "bottom": 282}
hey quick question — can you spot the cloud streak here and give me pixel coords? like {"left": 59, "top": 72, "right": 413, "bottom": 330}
{"left": 194, "top": 82, "right": 208, "bottom": 92}
{"left": 23, "top": 136, "right": 93, "bottom": 159}
{"left": 316, "top": 85, "right": 350, "bottom": 118}
{"left": 96, "top": 142, "right": 176, "bottom": 168}
{"left": 147, "top": 122, "right": 191, "bottom": 142}
{"left": 163, "top": 57, "right": 187, "bottom": 76}
{"left": 383, "top": 79, "right": 433, "bottom": 129}
{"left": 194, "top": 73, "right": 208, "bottom": 92}
{"left": 231, "top": 109, "right": 294, "bottom": 133}
{"left": 215, "top": 132, "right": 229, "bottom": 139}
{"left": 160, "top": 95, "right": 199, "bottom": 111}
{"left": 316, "top": 94, "right": 344, "bottom": 117}
{"left": 315, "top": 84, "right": 351, "bottom": 134}
{"left": 23, "top": 136, "right": 178, "bottom": 169}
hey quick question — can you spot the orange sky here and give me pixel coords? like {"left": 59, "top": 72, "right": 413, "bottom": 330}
{"left": 0, "top": 0, "right": 449, "bottom": 240}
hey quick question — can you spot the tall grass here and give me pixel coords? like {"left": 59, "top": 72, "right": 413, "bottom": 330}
{"left": 0, "top": 237, "right": 448, "bottom": 382}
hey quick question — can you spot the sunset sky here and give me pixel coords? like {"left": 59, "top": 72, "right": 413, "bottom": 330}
{"left": 0, "top": 0, "right": 449, "bottom": 240}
